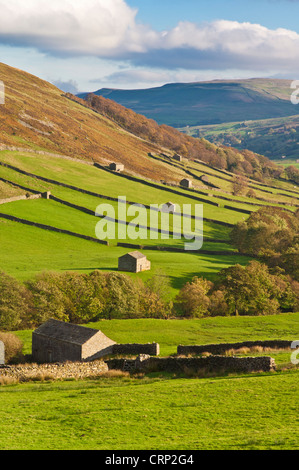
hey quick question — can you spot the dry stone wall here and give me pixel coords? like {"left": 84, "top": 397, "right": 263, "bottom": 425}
{"left": 0, "top": 360, "right": 108, "bottom": 382}
{"left": 106, "top": 355, "right": 276, "bottom": 374}
{"left": 0, "top": 193, "right": 42, "bottom": 205}
{"left": 177, "top": 340, "right": 292, "bottom": 356}
{"left": 113, "top": 343, "right": 160, "bottom": 356}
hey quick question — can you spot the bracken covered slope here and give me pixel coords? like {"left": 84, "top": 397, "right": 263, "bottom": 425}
{"left": 0, "top": 62, "right": 280, "bottom": 184}
{"left": 0, "top": 62, "right": 184, "bottom": 182}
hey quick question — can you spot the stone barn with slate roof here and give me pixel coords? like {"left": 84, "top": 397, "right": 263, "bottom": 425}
{"left": 180, "top": 178, "right": 192, "bottom": 189}
{"left": 32, "top": 319, "right": 116, "bottom": 363}
{"left": 161, "top": 201, "right": 176, "bottom": 213}
{"left": 109, "top": 162, "right": 124, "bottom": 172}
{"left": 173, "top": 154, "right": 183, "bottom": 162}
{"left": 118, "top": 251, "right": 151, "bottom": 273}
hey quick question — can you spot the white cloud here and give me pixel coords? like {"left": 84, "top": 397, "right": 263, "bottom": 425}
{"left": 0, "top": 0, "right": 155, "bottom": 57}
{"left": 0, "top": 0, "right": 298, "bottom": 76}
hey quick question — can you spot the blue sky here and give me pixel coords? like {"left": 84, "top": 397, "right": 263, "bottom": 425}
{"left": 0, "top": 0, "right": 299, "bottom": 92}
{"left": 128, "top": 0, "right": 299, "bottom": 32}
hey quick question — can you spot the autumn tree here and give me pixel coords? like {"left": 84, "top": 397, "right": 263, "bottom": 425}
{"left": 215, "top": 261, "right": 298, "bottom": 316}
{"left": 0, "top": 272, "right": 31, "bottom": 330}
{"left": 176, "top": 277, "right": 213, "bottom": 317}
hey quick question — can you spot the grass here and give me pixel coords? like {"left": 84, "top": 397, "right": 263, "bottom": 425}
{"left": 0, "top": 149, "right": 254, "bottom": 295}
{"left": 182, "top": 114, "right": 299, "bottom": 160}
{"left": 5, "top": 313, "right": 298, "bottom": 450}
{"left": 0, "top": 217, "right": 249, "bottom": 296}
{"left": 1, "top": 64, "right": 299, "bottom": 451}
{"left": 0, "top": 150, "right": 250, "bottom": 223}
{"left": 0, "top": 370, "right": 298, "bottom": 449}
{"left": 15, "top": 313, "right": 299, "bottom": 357}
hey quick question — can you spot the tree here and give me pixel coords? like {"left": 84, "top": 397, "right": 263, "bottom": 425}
{"left": 232, "top": 175, "right": 248, "bottom": 196}
{"left": 230, "top": 207, "right": 299, "bottom": 257}
{"left": 216, "top": 261, "right": 292, "bottom": 316}
{"left": 286, "top": 165, "right": 299, "bottom": 184}
{"left": 26, "top": 270, "right": 106, "bottom": 325}
{"left": 0, "top": 272, "right": 31, "bottom": 330}
{"left": 140, "top": 270, "right": 173, "bottom": 318}
{"left": 176, "top": 277, "right": 212, "bottom": 317}
{"left": 208, "top": 290, "right": 229, "bottom": 316}
{"left": 101, "top": 272, "right": 142, "bottom": 319}
{"left": 26, "top": 271, "right": 69, "bottom": 326}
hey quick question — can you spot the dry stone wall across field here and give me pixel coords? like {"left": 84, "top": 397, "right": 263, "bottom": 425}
{"left": 0, "top": 360, "right": 108, "bottom": 382}
{"left": 106, "top": 355, "right": 276, "bottom": 374}
{"left": 177, "top": 340, "right": 292, "bottom": 356}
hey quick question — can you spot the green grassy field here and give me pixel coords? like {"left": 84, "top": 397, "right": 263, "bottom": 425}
{"left": 1, "top": 65, "right": 299, "bottom": 451}
{"left": 180, "top": 114, "right": 299, "bottom": 160}
{"left": 0, "top": 150, "right": 256, "bottom": 294}
{"left": 0, "top": 370, "right": 298, "bottom": 450}
{"left": 4, "top": 314, "right": 298, "bottom": 450}
{"left": 15, "top": 312, "right": 299, "bottom": 357}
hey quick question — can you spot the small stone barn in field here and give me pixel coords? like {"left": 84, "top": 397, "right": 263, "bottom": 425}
{"left": 173, "top": 154, "right": 183, "bottom": 162}
{"left": 180, "top": 178, "right": 192, "bottom": 189}
{"left": 32, "top": 319, "right": 116, "bottom": 363}
{"left": 161, "top": 201, "right": 176, "bottom": 213}
{"left": 118, "top": 251, "right": 151, "bottom": 273}
{"left": 109, "top": 162, "right": 124, "bottom": 172}
{"left": 200, "top": 175, "right": 209, "bottom": 184}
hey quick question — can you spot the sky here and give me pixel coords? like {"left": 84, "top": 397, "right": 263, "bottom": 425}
{"left": 0, "top": 0, "right": 299, "bottom": 92}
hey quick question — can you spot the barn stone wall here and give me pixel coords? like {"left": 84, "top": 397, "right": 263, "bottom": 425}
{"left": 113, "top": 343, "right": 160, "bottom": 356}
{"left": 32, "top": 334, "right": 82, "bottom": 363}
{"left": 177, "top": 340, "right": 292, "bottom": 356}
{"left": 106, "top": 355, "right": 276, "bottom": 374}
{"left": 82, "top": 332, "right": 116, "bottom": 361}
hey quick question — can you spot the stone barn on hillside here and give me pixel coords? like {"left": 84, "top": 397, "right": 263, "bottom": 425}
{"left": 109, "top": 162, "right": 124, "bottom": 172}
{"left": 161, "top": 201, "right": 176, "bottom": 213}
{"left": 200, "top": 175, "right": 209, "bottom": 184}
{"left": 173, "top": 154, "right": 183, "bottom": 162}
{"left": 32, "top": 319, "right": 116, "bottom": 363}
{"left": 180, "top": 178, "right": 192, "bottom": 189}
{"left": 118, "top": 251, "right": 151, "bottom": 273}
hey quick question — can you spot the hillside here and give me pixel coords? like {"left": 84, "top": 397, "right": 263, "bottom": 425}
{"left": 79, "top": 92, "right": 280, "bottom": 181}
{"left": 79, "top": 78, "right": 299, "bottom": 160}
{"left": 0, "top": 62, "right": 177, "bottom": 182}
{"left": 1, "top": 63, "right": 299, "bottom": 295}
{"left": 78, "top": 78, "right": 297, "bottom": 128}
{"left": 180, "top": 114, "right": 299, "bottom": 160}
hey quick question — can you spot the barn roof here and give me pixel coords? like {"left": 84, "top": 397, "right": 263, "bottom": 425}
{"left": 120, "top": 251, "right": 146, "bottom": 260}
{"left": 33, "top": 319, "right": 101, "bottom": 346}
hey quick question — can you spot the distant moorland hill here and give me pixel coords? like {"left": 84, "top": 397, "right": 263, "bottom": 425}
{"left": 78, "top": 79, "right": 297, "bottom": 128}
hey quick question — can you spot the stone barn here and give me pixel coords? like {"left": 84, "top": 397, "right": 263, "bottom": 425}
{"left": 0, "top": 340, "right": 4, "bottom": 365}
{"left": 173, "top": 154, "right": 183, "bottom": 162}
{"left": 118, "top": 251, "right": 151, "bottom": 273}
{"left": 161, "top": 201, "right": 176, "bottom": 213}
{"left": 180, "top": 178, "right": 192, "bottom": 189}
{"left": 42, "top": 191, "right": 51, "bottom": 200}
{"left": 32, "top": 319, "right": 116, "bottom": 363}
{"left": 200, "top": 175, "right": 209, "bottom": 184}
{"left": 109, "top": 162, "right": 124, "bottom": 172}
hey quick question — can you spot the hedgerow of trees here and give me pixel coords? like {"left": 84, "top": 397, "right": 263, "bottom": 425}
{"left": 1, "top": 260, "right": 299, "bottom": 330}
{"left": 230, "top": 207, "right": 299, "bottom": 280}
